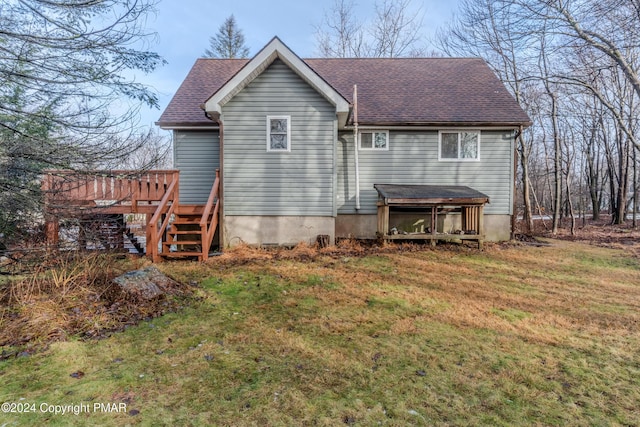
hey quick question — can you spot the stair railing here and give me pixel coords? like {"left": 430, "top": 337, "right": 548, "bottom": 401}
{"left": 147, "top": 172, "right": 180, "bottom": 262}
{"left": 199, "top": 169, "right": 220, "bottom": 261}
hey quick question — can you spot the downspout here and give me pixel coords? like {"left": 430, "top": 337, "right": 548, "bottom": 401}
{"left": 353, "top": 85, "right": 361, "bottom": 211}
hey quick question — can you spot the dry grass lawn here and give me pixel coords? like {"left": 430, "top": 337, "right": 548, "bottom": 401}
{"left": 1, "top": 239, "right": 639, "bottom": 426}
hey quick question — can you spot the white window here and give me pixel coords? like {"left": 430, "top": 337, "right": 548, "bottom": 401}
{"left": 359, "top": 130, "right": 389, "bottom": 150}
{"left": 439, "top": 131, "right": 480, "bottom": 161}
{"left": 267, "top": 116, "right": 291, "bottom": 152}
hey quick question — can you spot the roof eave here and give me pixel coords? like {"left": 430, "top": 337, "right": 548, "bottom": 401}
{"left": 354, "top": 120, "right": 533, "bottom": 128}
{"left": 156, "top": 121, "right": 220, "bottom": 130}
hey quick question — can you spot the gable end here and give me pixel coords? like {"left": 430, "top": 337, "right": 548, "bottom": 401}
{"left": 204, "top": 37, "right": 350, "bottom": 119}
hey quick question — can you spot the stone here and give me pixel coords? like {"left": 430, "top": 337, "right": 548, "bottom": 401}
{"left": 113, "top": 266, "right": 181, "bottom": 300}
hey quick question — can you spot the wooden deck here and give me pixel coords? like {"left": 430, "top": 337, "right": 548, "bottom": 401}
{"left": 42, "top": 169, "right": 220, "bottom": 261}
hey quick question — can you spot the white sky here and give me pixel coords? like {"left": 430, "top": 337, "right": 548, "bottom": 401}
{"left": 138, "top": 0, "right": 460, "bottom": 129}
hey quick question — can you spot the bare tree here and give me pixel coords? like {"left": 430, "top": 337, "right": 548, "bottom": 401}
{"left": 315, "top": 0, "right": 426, "bottom": 58}
{"left": 511, "top": 0, "right": 640, "bottom": 152}
{"left": 204, "top": 15, "right": 250, "bottom": 59}
{"left": 440, "top": 0, "right": 640, "bottom": 231}
{"left": 0, "top": 0, "right": 165, "bottom": 241}
{"left": 580, "top": 97, "right": 607, "bottom": 220}
{"left": 116, "top": 129, "right": 172, "bottom": 170}
{"left": 370, "top": 0, "right": 426, "bottom": 57}
{"left": 315, "top": 0, "right": 368, "bottom": 57}
{"left": 438, "top": 0, "right": 537, "bottom": 232}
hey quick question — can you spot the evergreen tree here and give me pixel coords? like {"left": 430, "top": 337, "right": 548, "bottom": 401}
{"left": 204, "top": 15, "right": 250, "bottom": 59}
{"left": 0, "top": 0, "right": 165, "bottom": 242}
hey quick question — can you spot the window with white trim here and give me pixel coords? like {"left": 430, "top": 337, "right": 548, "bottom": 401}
{"left": 267, "top": 116, "right": 291, "bottom": 152}
{"left": 439, "top": 131, "right": 480, "bottom": 160}
{"left": 359, "top": 130, "right": 389, "bottom": 150}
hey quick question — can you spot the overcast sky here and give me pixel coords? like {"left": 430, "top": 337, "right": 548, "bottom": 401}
{"left": 140, "top": 0, "right": 460, "bottom": 129}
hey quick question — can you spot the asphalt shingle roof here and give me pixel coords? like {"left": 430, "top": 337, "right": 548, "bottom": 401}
{"left": 157, "top": 57, "right": 531, "bottom": 127}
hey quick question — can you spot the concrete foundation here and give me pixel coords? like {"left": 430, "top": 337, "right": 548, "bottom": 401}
{"left": 335, "top": 214, "right": 377, "bottom": 239}
{"left": 224, "top": 216, "right": 335, "bottom": 247}
{"left": 482, "top": 215, "right": 512, "bottom": 242}
{"left": 223, "top": 213, "right": 511, "bottom": 246}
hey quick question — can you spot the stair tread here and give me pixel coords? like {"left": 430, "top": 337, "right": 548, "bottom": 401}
{"left": 160, "top": 252, "right": 204, "bottom": 258}
{"left": 163, "top": 241, "right": 202, "bottom": 246}
{"left": 168, "top": 230, "right": 202, "bottom": 235}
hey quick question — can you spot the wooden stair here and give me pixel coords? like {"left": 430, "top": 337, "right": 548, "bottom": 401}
{"left": 40, "top": 169, "right": 222, "bottom": 261}
{"left": 124, "top": 220, "right": 145, "bottom": 254}
{"left": 160, "top": 206, "right": 216, "bottom": 260}
{"left": 148, "top": 169, "right": 220, "bottom": 262}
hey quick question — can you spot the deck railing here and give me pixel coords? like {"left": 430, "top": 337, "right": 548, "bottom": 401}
{"left": 199, "top": 169, "right": 220, "bottom": 261}
{"left": 42, "top": 170, "right": 181, "bottom": 253}
{"left": 42, "top": 170, "right": 180, "bottom": 213}
{"left": 147, "top": 176, "right": 180, "bottom": 263}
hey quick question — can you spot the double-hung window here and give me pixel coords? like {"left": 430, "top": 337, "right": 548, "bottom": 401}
{"left": 267, "top": 116, "right": 291, "bottom": 152}
{"left": 359, "top": 130, "right": 389, "bottom": 150}
{"left": 439, "top": 130, "right": 480, "bottom": 161}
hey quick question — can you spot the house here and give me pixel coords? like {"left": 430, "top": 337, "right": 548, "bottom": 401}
{"left": 42, "top": 36, "right": 530, "bottom": 259}
{"left": 156, "top": 37, "right": 530, "bottom": 250}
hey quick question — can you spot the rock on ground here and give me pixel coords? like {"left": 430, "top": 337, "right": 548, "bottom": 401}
{"left": 113, "top": 266, "right": 181, "bottom": 300}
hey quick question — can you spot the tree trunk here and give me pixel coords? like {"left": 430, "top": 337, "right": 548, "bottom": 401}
{"left": 550, "top": 92, "right": 562, "bottom": 234}
{"left": 586, "top": 141, "right": 601, "bottom": 220}
{"left": 612, "top": 127, "right": 630, "bottom": 225}
{"left": 519, "top": 132, "right": 534, "bottom": 232}
{"left": 634, "top": 146, "right": 638, "bottom": 228}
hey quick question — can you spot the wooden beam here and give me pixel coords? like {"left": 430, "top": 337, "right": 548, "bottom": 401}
{"left": 377, "top": 202, "right": 389, "bottom": 236}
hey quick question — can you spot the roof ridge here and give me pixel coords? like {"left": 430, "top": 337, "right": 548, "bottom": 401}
{"left": 304, "top": 57, "right": 481, "bottom": 60}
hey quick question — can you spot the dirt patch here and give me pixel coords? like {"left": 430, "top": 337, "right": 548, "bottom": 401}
{"left": 517, "top": 215, "right": 640, "bottom": 257}
{"left": 210, "top": 239, "right": 483, "bottom": 267}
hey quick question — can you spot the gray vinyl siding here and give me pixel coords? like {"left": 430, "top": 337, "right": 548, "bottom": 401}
{"left": 173, "top": 130, "right": 220, "bottom": 204}
{"left": 222, "top": 59, "right": 336, "bottom": 216}
{"left": 337, "top": 130, "right": 514, "bottom": 215}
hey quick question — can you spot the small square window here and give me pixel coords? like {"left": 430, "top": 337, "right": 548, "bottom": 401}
{"left": 441, "top": 133, "right": 459, "bottom": 158}
{"left": 439, "top": 131, "right": 480, "bottom": 161}
{"left": 361, "top": 133, "right": 373, "bottom": 149}
{"left": 267, "top": 116, "right": 291, "bottom": 152}
{"left": 359, "top": 131, "right": 388, "bottom": 150}
{"left": 460, "top": 132, "right": 479, "bottom": 159}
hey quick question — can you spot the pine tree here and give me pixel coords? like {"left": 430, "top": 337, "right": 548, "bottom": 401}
{"left": 0, "top": 0, "right": 165, "bottom": 242}
{"left": 204, "top": 15, "right": 250, "bottom": 59}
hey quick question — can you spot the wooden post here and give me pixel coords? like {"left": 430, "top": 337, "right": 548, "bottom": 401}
{"left": 430, "top": 205, "right": 437, "bottom": 246}
{"left": 316, "top": 234, "right": 330, "bottom": 248}
{"left": 45, "top": 218, "right": 59, "bottom": 247}
{"left": 131, "top": 177, "right": 138, "bottom": 214}
{"left": 377, "top": 202, "right": 389, "bottom": 237}
{"left": 78, "top": 219, "right": 87, "bottom": 251}
{"left": 42, "top": 173, "right": 60, "bottom": 247}
{"left": 145, "top": 213, "right": 153, "bottom": 260}
{"left": 478, "top": 205, "right": 485, "bottom": 249}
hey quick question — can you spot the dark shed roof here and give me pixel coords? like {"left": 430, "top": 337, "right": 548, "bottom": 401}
{"left": 157, "top": 57, "right": 531, "bottom": 128}
{"left": 374, "top": 184, "right": 490, "bottom": 205}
